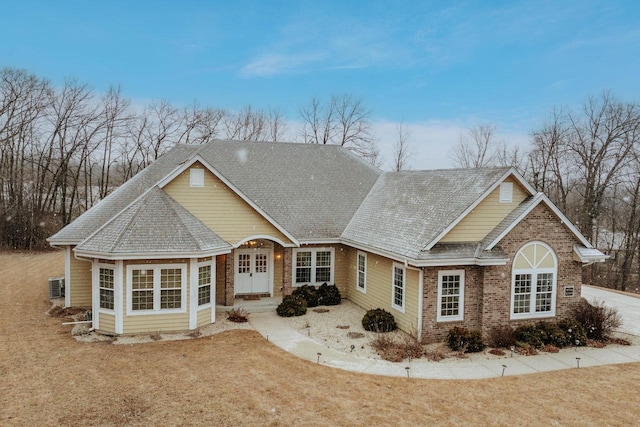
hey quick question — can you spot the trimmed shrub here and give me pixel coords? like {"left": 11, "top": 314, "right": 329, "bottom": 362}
{"left": 362, "top": 308, "right": 397, "bottom": 332}
{"left": 558, "top": 319, "right": 588, "bottom": 347}
{"left": 514, "top": 324, "right": 545, "bottom": 349}
{"left": 276, "top": 294, "right": 307, "bottom": 317}
{"left": 514, "top": 322, "right": 569, "bottom": 349}
{"left": 487, "top": 325, "right": 516, "bottom": 348}
{"left": 447, "top": 326, "right": 485, "bottom": 353}
{"left": 571, "top": 298, "right": 622, "bottom": 341}
{"left": 317, "top": 283, "right": 341, "bottom": 306}
{"left": 534, "top": 321, "right": 569, "bottom": 348}
{"left": 292, "top": 285, "right": 319, "bottom": 307}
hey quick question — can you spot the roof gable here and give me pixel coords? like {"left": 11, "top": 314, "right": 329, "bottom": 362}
{"left": 341, "top": 167, "right": 512, "bottom": 259}
{"left": 161, "top": 158, "right": 297, "bottom": 247}
{"left": 483, "top": 193, "right": 595, "bottom": 250}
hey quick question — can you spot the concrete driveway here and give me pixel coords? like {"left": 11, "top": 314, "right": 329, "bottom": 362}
{"left": 582, "top": 285, "right": 640, "bottom": 336}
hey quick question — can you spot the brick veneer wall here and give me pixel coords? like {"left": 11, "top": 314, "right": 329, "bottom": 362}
{"left": 282, "top": 247, "right": 293, "bottom": 296}
{"left": 224, "top": 251, "right": 235, "bottom": 306}
{"left": 421, "top": 203, "right": 584, "bottom": 342}
{"left": 421, "top": 266, "right": 483, "bottom": 343}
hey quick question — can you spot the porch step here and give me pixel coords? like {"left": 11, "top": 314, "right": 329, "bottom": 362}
{"left": 216, "top": 296, "right": 281, "bottom": 314}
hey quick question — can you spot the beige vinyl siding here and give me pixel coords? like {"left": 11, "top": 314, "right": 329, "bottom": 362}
{"left": 69, "top": 248, "right": 92, "bottom": 307}
{"left": 334, "top": 245, "right": 350, "bottom": 295}
{"left": 164, "top": 162, "right": 292, "bottom": 246}
{"left": 98, "top": 312, "right": 115, "bottom": 334}
{"left": 346, "top": 251, "right": 420, "bottom": 334}
{"left": 121, "top": 259, "right": 191, "bottom": 334}
{"left": 197, "top": 307, "right": 212, "bottom": 327}
{"left": 440, "top": 177, "right": 529, "bottom": 242}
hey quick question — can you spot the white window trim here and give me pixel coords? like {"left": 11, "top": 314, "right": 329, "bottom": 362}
{"left": 510, "top": 241, "right": 558, "bottom": 320}
{"left": 190, "top": 168, "right": 204, "bottom": 187}
{"left": 391, "top": 263, "right": 406, "bottom": 313}
{"left": 98, "top": 264, "right": 116, "bottom": 312}
{"left": 126, "top": 263, "right": 187, "bottom": 315}
{"left": 500, "top": 182, "right": 513, "bottom": 203}
{"left": 197, "top": 260, "right": 213, "bottom": 309}
{"left": 436, "top": 270, "right": 465, "bottom": 322}
{"left": 292, "top": 247, "right": 335, "bottom": 287}
{"left": 356, "top": 251, "right": 367, "bottom": 294}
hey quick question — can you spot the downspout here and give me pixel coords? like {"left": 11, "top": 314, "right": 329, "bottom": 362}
{"left": 418, "top": 268, "right": 424, "bottom": 338}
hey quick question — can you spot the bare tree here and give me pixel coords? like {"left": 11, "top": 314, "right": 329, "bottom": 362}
{"left": 451, "top": 125, "right": 500, "bottom": 168}
{"left": 299, "top": 94, "right": 379, "bottom": 165}
{"left": 392, "top": 122, "right": 413, "bottom": 171}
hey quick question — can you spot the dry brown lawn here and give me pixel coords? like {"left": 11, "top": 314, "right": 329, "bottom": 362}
{"left": 1, "top": 251, "right": 640, "bottom": 426}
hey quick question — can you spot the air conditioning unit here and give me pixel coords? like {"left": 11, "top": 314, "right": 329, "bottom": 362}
{"left": 49, "top": 277, "right": 65, "bottom": 299}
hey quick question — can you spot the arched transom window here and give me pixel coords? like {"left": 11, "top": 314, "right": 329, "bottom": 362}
{"left": 511, "top": 241, "right": 557, "bottom": 319}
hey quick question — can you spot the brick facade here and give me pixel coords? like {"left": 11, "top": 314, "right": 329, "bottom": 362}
{"left": 421, "top": 203, "right": 584, "bottom": 343}
{"left": 282, "top": 247, "right": 293, "bottom": 296}
{"left": 224, "top": 251, "right": 234, "bottom": 306}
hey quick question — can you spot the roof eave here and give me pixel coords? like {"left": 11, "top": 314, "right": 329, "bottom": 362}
{"left": 73, "top": 247, "right": 232, "bottom": 260}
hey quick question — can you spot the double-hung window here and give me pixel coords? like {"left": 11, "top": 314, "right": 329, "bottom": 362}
{"left": 391, "top": 263, "right": 405, "bottom": 312}
{"left": 293, "top": 248, "right": 334, "bottom": 286}
{"left": 511, "top": 242, "right": 557, "bottom": 319}
{"left": 198, "top": 263, "right": 212, "bottom": 306}
{"left": 99, "top": 267, "right": 115, "bottom": 310}
{"left": 127, "top": 264, "right": 186, "bottom": 314}
{"left": 437, "top": 270, "right": 464, "bottom": 321}
{"left": 356, "top": 251, "right": 367, "bottom": 293}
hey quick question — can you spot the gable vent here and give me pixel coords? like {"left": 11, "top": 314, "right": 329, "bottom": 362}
{"left": 500, "top": 182, "right": 513, "bottom": 203}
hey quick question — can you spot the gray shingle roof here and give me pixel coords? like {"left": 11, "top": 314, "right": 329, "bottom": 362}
{"left": 197, "top": 141, "right": 381, "bottom": 240}
{"left": 416, "top": 242, "right": 507, "bottom": 261}
{"left": 49, "top": 145, "right": 201, "bottom": 244}
{"left": 76, "top": 187, "right": 230, "bottom": 255}
{"left": 341, "top": 167, "right": 511, "bottom": 259}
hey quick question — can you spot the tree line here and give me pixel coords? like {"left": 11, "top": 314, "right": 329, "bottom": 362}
{"left": 2, "top": 67, "right": 639, "bottom": 291}
{"left": 451, "top": 93, "right": 640, "bottom": 290}
{"left": 0, "top": 67, "right": 376, "bottom": 250}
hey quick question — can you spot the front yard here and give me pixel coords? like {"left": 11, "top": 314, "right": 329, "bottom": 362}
{"left": 1, "top": 251, "right": 640, "bottom": 426}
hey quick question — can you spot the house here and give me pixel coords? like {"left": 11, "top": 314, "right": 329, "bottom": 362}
{"left": 48, "top": 140, "right": 607, "bottom": 341}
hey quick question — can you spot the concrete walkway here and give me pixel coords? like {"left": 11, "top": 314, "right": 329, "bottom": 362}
{"left": 249, "top": 286, "right": 640, "bottom": 379}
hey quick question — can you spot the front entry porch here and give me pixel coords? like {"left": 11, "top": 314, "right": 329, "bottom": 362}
{"left": 217, "top": 239, "right": 293, "bottom": 307}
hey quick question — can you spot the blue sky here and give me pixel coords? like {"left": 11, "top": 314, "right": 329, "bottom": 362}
{"left": 2, "top": 1, "right": 640, "bottom": 169}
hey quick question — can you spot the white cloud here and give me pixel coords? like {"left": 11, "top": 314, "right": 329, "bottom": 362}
{"left": 240, "top": 52, "right": 326, "bottom": 78}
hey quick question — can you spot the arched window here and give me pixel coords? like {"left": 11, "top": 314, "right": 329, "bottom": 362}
{"left": 511, "top": 241, "right": 557, "bottom": 319}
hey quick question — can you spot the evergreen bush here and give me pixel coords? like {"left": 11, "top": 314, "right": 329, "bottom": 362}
{"left": 362, "top": 308, "right": 397, "bottom": 332}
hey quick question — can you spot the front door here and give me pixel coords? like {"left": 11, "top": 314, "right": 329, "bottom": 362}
{"left": 235, "top": 250, "right": 270, "bottom": 294}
